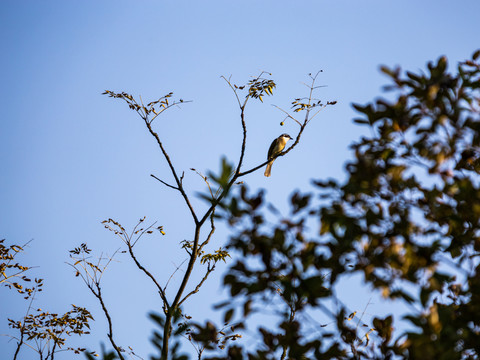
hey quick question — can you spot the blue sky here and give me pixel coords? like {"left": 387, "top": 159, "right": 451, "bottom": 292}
{"left": 1, "top": 1, "right": 479, "bottom": 358}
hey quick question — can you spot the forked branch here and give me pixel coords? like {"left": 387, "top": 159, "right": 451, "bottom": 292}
{"left": 100, "top": 73, "right": 334, "bottom": 359}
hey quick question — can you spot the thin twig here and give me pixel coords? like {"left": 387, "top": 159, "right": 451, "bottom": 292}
{"left": 126, "top": 241, "right": 170, "bottom": 310}
{"left": 355, "top": 298, "right": 373, "bottom": 334}
{"left": 191, "top": 169, "right": 215, "bottom": 199}
{"left": 94, "top": 285, "right": 125, "bottom": 360}
{"left": 149, "top": 101, "right": 193, "bottom": 125}
{"left": 164, "top": 259, "right": 188, "bottom": 293}
{"left": 271, "top": 104, "right": 302, "bottom": 126}
{"left": 131, "top": 222, "right": 157, "bottom": 248}
{"left": 221, "top": 75, "right": 242, "bottom": 108}
{"left": 198, "top": 212, "right": 216, "bottom": 253}
{"left": 150, "top": 174, "right": 179, "bottom": 190}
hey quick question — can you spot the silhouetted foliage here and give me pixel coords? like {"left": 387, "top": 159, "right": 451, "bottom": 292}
{"left": 189, "top": 51, "right": 480, "bottom": 359}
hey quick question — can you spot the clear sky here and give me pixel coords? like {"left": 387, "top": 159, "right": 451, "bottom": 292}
{"left": 1, "top": 1, "right": 479, "bottom": 359}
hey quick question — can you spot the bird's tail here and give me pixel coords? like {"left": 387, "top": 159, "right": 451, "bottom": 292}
{"left": 264, "top": 162, "right": 273, "bottom": 177}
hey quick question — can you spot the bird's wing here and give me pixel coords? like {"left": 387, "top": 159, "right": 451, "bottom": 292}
{"left": 267, "top": 138, "right": 277, "bottom": 160}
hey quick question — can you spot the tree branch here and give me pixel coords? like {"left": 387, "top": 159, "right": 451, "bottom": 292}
{"left": 164, "top": 259, "right": 188, "bottom": 293}
{"left": 150, "top": 174, "right": 179, "bottom": 190}
{"left": 144, "top": 121, "right": 199, "bottom": 224}
{"left": 126, "top": 241, "right": 170, "bottom": 311}
{"left": 94, "top": 285, "right": 125, "bottom": 360}
{"left": 179, "top": 262, "right": 216, "bottom": 307}
{"left": 198, "top": 212, "right": 216, "bottom": 253}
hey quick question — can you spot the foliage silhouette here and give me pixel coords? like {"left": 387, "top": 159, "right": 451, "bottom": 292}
{"left": 190, "top": 51, "right": 480, "bottom": 359}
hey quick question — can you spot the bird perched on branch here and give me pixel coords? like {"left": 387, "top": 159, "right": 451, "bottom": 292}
{"left": 264, "top": 134, "right": 292, "bottom": 177}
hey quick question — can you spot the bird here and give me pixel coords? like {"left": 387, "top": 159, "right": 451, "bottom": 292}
{"left": 264, "top": 134, "right": 292, "bottom": 177}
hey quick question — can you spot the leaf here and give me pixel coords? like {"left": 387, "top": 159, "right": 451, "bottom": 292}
{"left": 473, "top": 49, "right": 480, "bottom": 60}
{"left": 224, "top": 308, "right": 234, "bottom": 323}
{"left": 353, "top": 118, "right": 370, "bottom": 125}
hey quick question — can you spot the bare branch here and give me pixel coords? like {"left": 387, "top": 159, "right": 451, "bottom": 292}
{"left": 94, "top": 285, "right": 125, "bottom": 360}
{"left": 191, "top": 168, "right": 215, "bottom": 199}
{"left": 150, "top": 174, "right": 179, "bottom": 190}
{"left": 97, "top": 248, "right": 121, "bottom": 284}
{"left": 144, "top": 121, "right": 199, "bottom": 224}
{"left": 221, "top": 75, "right": 242, "bottom": 108}
{"left": 149, "top": 100, "right": 193, "bottom": 125}
{"left": 126, "top": 241, "right": 170, "bottom": 310}
{"left": 103, "top": 91, "right": 198, "bottom": 224}
{"left": 198, "top": 212, "right": 216, "bottom": 253}
{"left": 179, "top": 262, "right": 216, "bottom": 307}
{"left": 164, "top": 259, "right": 188, "bottom": 293}
{"left": 271, "top": 104, "right": 302, "bottom": 126}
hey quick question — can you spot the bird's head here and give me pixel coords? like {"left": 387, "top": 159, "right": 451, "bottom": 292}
{"left": 280, "top": 134, "right": 293, "bottom": 141}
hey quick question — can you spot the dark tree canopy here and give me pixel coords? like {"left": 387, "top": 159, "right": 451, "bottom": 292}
{"left": 187, "top": 51, "right": 480, "bottom": 359}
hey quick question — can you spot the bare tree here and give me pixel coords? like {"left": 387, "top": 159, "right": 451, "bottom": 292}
{"left": 71, "top": 71, "right": 334, "bottom": 359}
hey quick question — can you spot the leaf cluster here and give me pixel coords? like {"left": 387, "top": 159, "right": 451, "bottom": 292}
{"left": 102, "top": 90, "right": 187, "bottom": 124}
{"left": 246, "top": 74, "right": 276, "bottom": 103}
{"left": 0, "top": 239, "right": 37, "bottom": 298}
{"left": 8, "top": 305, "right": 93, "bottom": 344}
